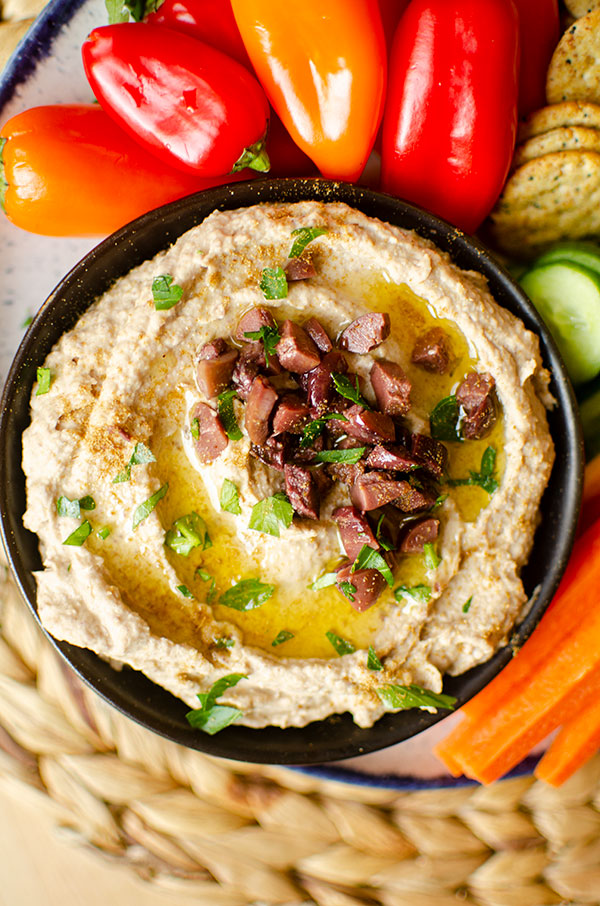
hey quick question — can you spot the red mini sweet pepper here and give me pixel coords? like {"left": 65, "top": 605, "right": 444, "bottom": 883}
{"left": 381, "top": 0, "right": 520, "bottom": 234}
{"left": 82, "top": 22, "right": 271, "bottom": 177}
{"left": 145, "top": 0, "right": 251, "bottom": 68}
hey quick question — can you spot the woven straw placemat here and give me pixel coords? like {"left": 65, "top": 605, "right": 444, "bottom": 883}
{"left": 2, "top": 6, "right": 600, "bottom": 904}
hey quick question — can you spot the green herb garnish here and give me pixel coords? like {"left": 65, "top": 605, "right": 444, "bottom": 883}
{"left": 326, "top": 631, "right": 355, "bottom": 656}
{"left": 177, "top": 584, "right": 194, "bottom": 598}
{"left": 243, "top": 324, "right": 281, "bottom": 365}
{"left": 152, "top": 274, "right": 183, "bottom": 310}
{"left": 259, "top": 267, "right": 288, "bottom": 300}
{"left": 375, "top": 514, "right": 395, "bottom": 552}
{"left": 62, "top": 520, "right": 92, "bottom": 546}
{"left": 430, "top": 395, "right": 462, "bottom": 442}
{"left": 423, "top": 543, "right": 441, "bottom": 570}
{"left": 186, "top": 673, "right": 246, "bottom": 735}
{"left": 367, "top": 646, "right": 383, "bottom": 671}
{"left": 313, "top": 447, "right": 366, "bottom": 464}
{"left": 338, "top": 581, "right": 357, "bottom": 602}
{"left": 352, "top": 544, "right": 394, "bottom": 587}
{"left": 35, "top": 367, "right": 52, "bottom": 396}
{"left": 447, "top": 446, "right": 499, "bottom": 494}
{"left": 272, "top": 630, "right": 294, "bottom": 647}
{"left": 215, "top": 637, "right": 234, "bottom": 649}
{"left": 299, "top": 413, "right": 347, "bottom": 448}
{"left": 78, "top": 495, "right": 96, "bottom": 511}
{"left": 113, "top": 441, "right": 156, "bottom": 483}
{"left": 288, "top": 226, "right": 327, "bottom": 259}
{"left": 190, "top": 417, "right": 200, "bottom": 440}
{"left": 220, "top": 479, "right": 241, "bottom": 515}
{"left": 462, "top": 596, "right": 473, "bottom": 614}
{"left": 132, "top": 482, "right": 168, "bottom": 530}
{"left": 219, "top": 578, "right": 275, "bottom": 611}
{"left": 249, "top": 492, "right": 294, "bottom": 537}
{"left": 165, "top": 511, "right": 210, "bottom": 556}
{"left": 376, "top": 683, "right": 456, "bottom": 713}
{"left": 309, "top": 571, "right": 339, "bottom": 590}
{"left": 21, "top": 314, "right": 33, "bottom": 328}
{"left": 97, "top": 526, "right": 111, "bottom": 540}
{"left": 196, "top": 567, "right": 217, "bottom": 602}
{"left": 217, "top": 389, "right": 243, "bottom": 440}
{"left": 56, "top": 494, "right": 96, "bottom": 518}
{"left": 332, "top": 373, "right": 370, "bottom": 408}
{"left": 394, "top": 584, "right": 432, "bottom": 605}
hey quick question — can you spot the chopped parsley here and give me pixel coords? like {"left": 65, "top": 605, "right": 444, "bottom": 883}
{"left": 219, "top": 578, "right": 275, "bottom": 611}
{"left": 259, "top": 267, "right": 288, "bottom": 300}
{"left": 394, "top": 584, "right": 432, "bottom": 605}
{"left": 113, "top": 441, "right": 156, "bottom": 483}
{"left": 186, "top": 673, "right": 247, "bottom": 734}
{"left": 326, "top": 631, "right": 355, "bottom": 656}
{"left": 97, "top": 526, "right": 111, "bottom": 540}
{"left": 313, "top": 447, "right": 366, "bottom": 464}
{"left": 249, "top": 492, "right": 294, "bottom": 537}
{"left": 217, "top": 389, "right": 243, "bottom": 440}
{"left": 215, "top": 637, "right": 234, "bottom": 649}
{"left": 300, "top": 413, "right": 347, "bottom": 448}
{"left": 220, "top": 479, "right": 241, "bottom": 515}
{"left": 165, "top": 511, "right": 211, "bottom": 556}
{"left": 56, "top": 494, "right": 96, "bottom": 518}
{"left": 243, "top": 323, "right": 281, "bottom": 365}
{"left": 272, "top": 630, "right": 294, "bottom": 647}
{"left": 423, "top": 543, "right": 441, "bottom": 570}
{"left": 309, "top": 571, "right": 338, "bottom": 590}
{"left": 338, "top": 580, "right": 357, "bottom": 602}
{"left": 35, "top": 367, "right": 52, "bottom": 396}
{"left": 288, "top": 226, "right": 327, "bottom": 259}
{"left": 177, "top": 584, "right": 194, "bottom": 598}
{"left": 447, "top": 446, "right": 499, "bottom": 494}
{"left": 132, "top": 482, "right": 168, "bottom": 530}
{"left": 376, "top": 683, "right": 456, "bottom": 713}
{"left": 152, "top": 274, "right": 183, "bottom": 310}
{"left": 332, "top": 372, "right": 370, "bottom": 408}
{"left": 62, "top": 520, "right": 92, "bottom": 546}
{"left": 21, "top": 314, "right": 33, "bottom": 328}
{"left": 190, "top": 417, "right": 200, "bottom": 439}
{"left": 462, "top": 596, "right": 473, "bottom": 614}
{"left": 430, "top": 395, "right": 462, "bottom": 442}
{"left": 367, "top": 646, "right": 383, "bottom": 671}
{"left": 79, "top": 495, "right": 96, "bottom": 511}
{"left": 351, "top": 544, "right": 394, "bottom": 587}
{"left": 376, "top": 514, "right": 395, "bottom": 552}
{"left": 196, "top": 567, "right": 217, "bottom": 602}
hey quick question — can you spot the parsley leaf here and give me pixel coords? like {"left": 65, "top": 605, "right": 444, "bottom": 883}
{"left": 97, "top": 526, "right": 111, "bottom": 540}
{"left": 447, "top": 446, "right": 499, "bottom": 494}
{"left": 430, "top": 395, "right": 462, "bottom": 442}
{"left": 300, "top": 413, "right": 347, "bottom": 448}
{"left": 113, "top": 441, "right": 156, "bottom": 483}
{"left": 186, "top": 673, "right": 246, "bottom": 734}
{"left": 190, "top": 417, "right": 200, "bottom": 440}
{"left": 165, "top": 512, "right": 210, "bottom": 556}
{"left": 394, "top": 584, "right": 432, "bottom": 605}
{"left": 220, "top": 479, "right": 241, "bottom": 515}
{"left": 289, "top": 226, "right": 327, "bottom": 259}
{"left": 196, "top": 567, "right": 217, "bottom": 602}
{"left": 215, "top": 637, "right": 234, "bottom": 649}
{"left": 423, "top": 543, "right": 441, "bottom": 570}
{"left": 177, "top": 584, "right": 194, "bottom": 598}
{"left": 309, "top": 571, "right": 338, "bottom": 590}
{"left": 249, "top": 492, "right": 294, "bottom": 537}
{"left": 259, "top": 267, "right": 288, "bottom": 300}
{"left": 376, "top": 514, "right": 395, "bottom": 552}
{"left": 219, "top": 578, "right": 275, "bottom": 611}
{"left": 332, "top": 373, "right": 370, "bottom": 408}
{"left": 36, "top": 367, "right": 52, "bottom": 396}
{"left": 79, "top": 495, "right": 96, "bottom": 511}
{"left": 243, "top": 324, "right": 281, "bottom": 365}
{"left": 326, "top": 631, "right": 355, "bottom": 656}
{"left": 132, "top": 482, "right": 168, "bottom": 530}
{"left": 352, "top": 544, "right": 394, "bottom": 587}
{"left": 62, "top": 520, "right": 92, "bottom": 546}
{"left": 376, "top": 683, "right": 456, "bottom": 713}
{"left": 367, "top": 646, "right": 383, "bottom": 671}
{"left": 217, "top": 389, "right": 243, "bottom": 440}
{"left": 152, "top": 274, "right": 183, "bottom": 310}
{"left": 462, "top": 596, "right": 473, "bottom": 614}
{"left": 314, "top": 447, "right": 366, "bottom": 464}
{"left": 56, "top": 496, "right": 82, "bottom": 519}
{"left": 272, "top": 629, "right": 294, "bottom": 647}
{"left": 339, "top": 580, "right": 357, "bottom": 602}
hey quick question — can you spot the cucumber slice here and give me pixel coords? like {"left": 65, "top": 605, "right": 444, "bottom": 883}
{"left": 520, "top": 261, "right": 600, "bottom": 386}
{"left": 534, "top": 241, "right": 600, "bottom": 277}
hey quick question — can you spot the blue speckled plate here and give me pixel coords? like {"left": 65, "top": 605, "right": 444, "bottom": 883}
{"left": 0, "top": 1, "right": 551, "bottom": 788}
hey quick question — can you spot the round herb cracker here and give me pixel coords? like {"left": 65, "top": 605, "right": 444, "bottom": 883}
{"left": 489, "top": 150, "right": 600, "bottom": 258}
{"left": 517, "top": 101, "right": 600, "bottom": 144}
{"left": 513, "top": 125, "right": 600, "bottom": 170}
{"left": 546, "top": 9, "right": 600, "bottom": 105}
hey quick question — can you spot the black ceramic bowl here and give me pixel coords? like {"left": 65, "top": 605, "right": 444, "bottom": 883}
{"left": 0, "top": 178, "right": 584, "bottom": 765}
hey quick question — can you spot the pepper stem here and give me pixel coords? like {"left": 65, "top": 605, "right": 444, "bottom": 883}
{"left": 232, "top": 134, "right": 271, "bottom": 174}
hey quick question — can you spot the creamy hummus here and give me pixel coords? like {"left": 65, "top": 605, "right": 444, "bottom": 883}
{"left": 22, "top": 201, "right": 555, "bottom": 729}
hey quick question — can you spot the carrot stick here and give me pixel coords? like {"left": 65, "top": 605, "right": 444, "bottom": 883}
{"left": 434, "top": 516, "right": 600, "bottom": 783}
{"left": 534, "top": 687, "right": 600, "bottom": 787}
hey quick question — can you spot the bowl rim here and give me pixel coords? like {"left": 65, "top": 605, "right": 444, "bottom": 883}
{"left": 0, "top": 177, "right": 585, "bottom": 765}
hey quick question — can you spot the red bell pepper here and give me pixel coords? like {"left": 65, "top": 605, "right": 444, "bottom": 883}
{"left": 381, "top": 0, "right": 520, "bottom": 234}
{"left": 0, "top": 105, "right": 254, "bottom": 237}
{"left": 145, "top": 0, "right": 251, "bottom": 68}
{"left": 513, "top": 0, "right": 560, "bottom": 118}
{"left": 82, "top": 23, "right": 270, "bottom": 177}
{"left": 230, "top": 0, "right": 387, "bottom": 183}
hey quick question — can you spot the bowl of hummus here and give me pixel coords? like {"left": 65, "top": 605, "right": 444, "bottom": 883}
{"left": 0, "top": 178, "right": 583, "bottom": 764}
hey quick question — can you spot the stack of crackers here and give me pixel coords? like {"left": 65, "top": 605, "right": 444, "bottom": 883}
{"left": 489, "top": 1, "right": 600, "bottom": 259}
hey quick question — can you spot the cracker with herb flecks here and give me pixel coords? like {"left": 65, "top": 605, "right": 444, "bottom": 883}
{"left": 518, "top": 100, "right": 600, "bottom": 144}
{"left": 546, "top": 10, "right": 600, "bottom": 105}
{"left": 489, "top": 150, "right": 600, "bottom": 258}
{"left": 564, "top": 0, "right": 600, "bottom": 19}
{"left": 513, "top": 125, "right": 600, "bottom": 170}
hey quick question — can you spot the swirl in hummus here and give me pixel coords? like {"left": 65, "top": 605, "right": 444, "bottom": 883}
{"left": 22, "top": 201, "right": 555, "bottom": 729}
